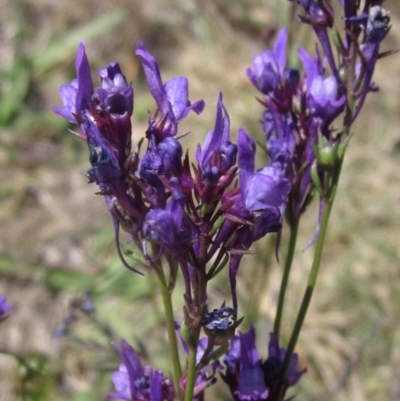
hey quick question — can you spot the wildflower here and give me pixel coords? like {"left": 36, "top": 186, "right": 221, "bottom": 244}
{"left": 261, "top": 333, "right": 306, "bottom": 398}
{"left": 142, "top": 186, "right": 197, "bottom": 257}
{"left": 238, "top": 129, "right": 291, "bottom": 214}
{"left": 222, "top": 326, "right": 306, "bottom": 401}
{"left": 298, "top": 48, "right": 345, "bottom": 132}
{"left": 136, "top": 41, "right": 205, "bottom": 141}
{"left": 108, "top": 339, "right": 175, "bottom": 401}
{"left": 222, "top": 325, "right": 268, "bottom": 401}
{"left": 0, "top": 296, "right": 12, "bottom": 321}
{"left": 195, "top": 93, "right": 238, "bottom": 203}
{"left": 246, "top": 28, "right": 288, "bottom": 96}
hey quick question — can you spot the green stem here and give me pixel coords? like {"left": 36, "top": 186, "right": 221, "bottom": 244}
{"left": 273, "top": 220, "right": 299, "bottom": 337}
{"left": 154, "top": 267, "right": 182, "bottom": 399}
{"left": 279, "top": 159, "right": 343, "bottom": 398}
{"left": 184, "top": 346, "right": 198, "bottom": 401}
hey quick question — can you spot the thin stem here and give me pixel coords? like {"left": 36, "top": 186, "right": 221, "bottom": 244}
{"left": 279, "top": 159, "right": 343, "bottom": 398}
{"left": 273, "top": 220, "right": 299, "bottom": 337}
{"left": 154, "top": 266, "right": 182, "bottom": 399}
{"left": 184, "top": 346, "right": 198, "bottom": 401}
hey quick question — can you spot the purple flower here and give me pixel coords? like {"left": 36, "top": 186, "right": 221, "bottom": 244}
{"left": 261, "top": 333, "right": 307, "bottom": 397}
{"left": 92, "top": 62, "right": 134, "bottom": 166}
{"left": 246, "top": 28, "right": 288, "bottom": 95}
{"left": 95, "top": 62, "right": 134, "bottom": 116}
{"left": 142, "top": 188, "right": 197, "bottom": 256}
{"left": 139, "top": 137, "right": 184, "bottom": 208}
{"left": 238, "top": 129, "right": 291, "bottom": 213}
{"left": 0, "top": 296, "right": 12, "bottom": 321}
{"left": 195, "top": 93, "right": 237, "bottom": 202}
{"left": 108, "top": 339, "right": 175, "bottom": 401}
{"left": 263, "top": 111, "right": 295, "bottom": 176}
{"left": 298, "top": 48, "right": 345, "bottom": 130}
{"left": 223, "top": 327, "right": 306, "bottom": 401}
{"left": 53, "top": 42, "right": 93, "bottom": 126}
{"left": 222, "top": 325, "right": 268, "bottom": 401}
{"left": 136, "top": 41, "right": 205, "bottom": 140}
{"left": 196, "top": 93, "right": 232, "bottom": 170}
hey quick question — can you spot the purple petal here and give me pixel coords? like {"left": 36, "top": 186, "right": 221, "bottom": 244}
{"left": 273, "top": 28, "right": 288, "bottom": 74}
{"left": 75, "top": 42, "right": 94, "bottom": 115}
{"left": 268, "top": 333, "right": 281, "bottom": 360}
{"left": 236, "top": 326, "right": 269, "bottom": 400}
{"left": 136, "top": 41, "right": 172, "bottom": 118}
{"left": 197, "top": 93, "right": 230, "bottom": 168}
{"left": 298, "top": 48, "right": 320, "bottom": 91}
{"left": 150, "top": 370, "right": 163, "bottom": 401}
{"left": 166, "top": 78, "right": 204, "bottom": 121}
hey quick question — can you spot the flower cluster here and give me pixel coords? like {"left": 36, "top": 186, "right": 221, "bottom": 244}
{"left": 249, "top": 0, "right": 390, "bottom": 238}
{"left": 54, "top": 1, "right": 391, "bottom": 400}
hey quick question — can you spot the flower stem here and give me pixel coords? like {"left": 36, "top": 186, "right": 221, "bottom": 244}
{"left": 154, "top": 266, "right": 183, "bottom": 399}
{"left": 279, "top": 159, "right": 343, "bottom": 398}
{"left": 273, "top": 220, "right": 299, "bottom": 337}
{"left": 184, "top": 346, "right": 198, "bottom": 401}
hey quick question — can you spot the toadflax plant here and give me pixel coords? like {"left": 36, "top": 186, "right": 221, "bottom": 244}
{"left": 54, "top": 1, "right": 392, "bottom": 400}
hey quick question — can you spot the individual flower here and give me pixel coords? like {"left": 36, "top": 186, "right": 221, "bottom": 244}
{"left": 195, "top": 93, "right": 238, "bottom": 203}
{"left": 136, "top": 41, "right": 205, "bottom": 141}
{"left": 261, "top": 333, "right": 307, "bottom": 398}
{"left": 222, "top": 325, "right": 268, "bottom": 401}
{"left": 238, "top": 129, "right": 291, "bottom": 214}
{"left": 95, "top": 62, "right": 134, "bottom": 116}
{"left": 92, "top": 61, "right": 134, "bottom": 167}
{"left": 108, "top": 339, "right": 175, "bottom": 401}
{"left": 298, "top": 48, "right": 345, "bottom": 131}
{"left": 142, "top": 187, "right": 197, "bottom": 256}
{"left": 0, "top": 296, "right": 12, "bottom": 321}
{"left": 246, "top": 28, "right": 288, "bottom": 95}
{"left": 222, "top": 326, "right": 306, "bottom": 401}
{"left": 139, "top": 136, "right": 184, "bottom": 208}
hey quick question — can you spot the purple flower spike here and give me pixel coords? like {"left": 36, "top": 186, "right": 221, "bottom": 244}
{"left": 246, "top": 28, "right": 287, "bottom": 95}
{"left": 136, "top": 41, "right": 205, "bottom": 139}
{"left": 0, "top": 296, "right": 12, "bottom": 321}
{"left": 53, "top": 42, "right": 93, "bottom": 125}
{"left": 108, "top": 339, "right": 175, "bottom": 401}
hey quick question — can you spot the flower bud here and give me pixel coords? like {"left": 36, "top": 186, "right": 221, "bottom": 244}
{"left": 315, "top": 136, "right": 339, "bottom": 170}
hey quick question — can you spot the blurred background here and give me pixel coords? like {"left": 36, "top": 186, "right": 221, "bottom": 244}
{"left": 1, "top": 0, "right": 400, "bottom": 400}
